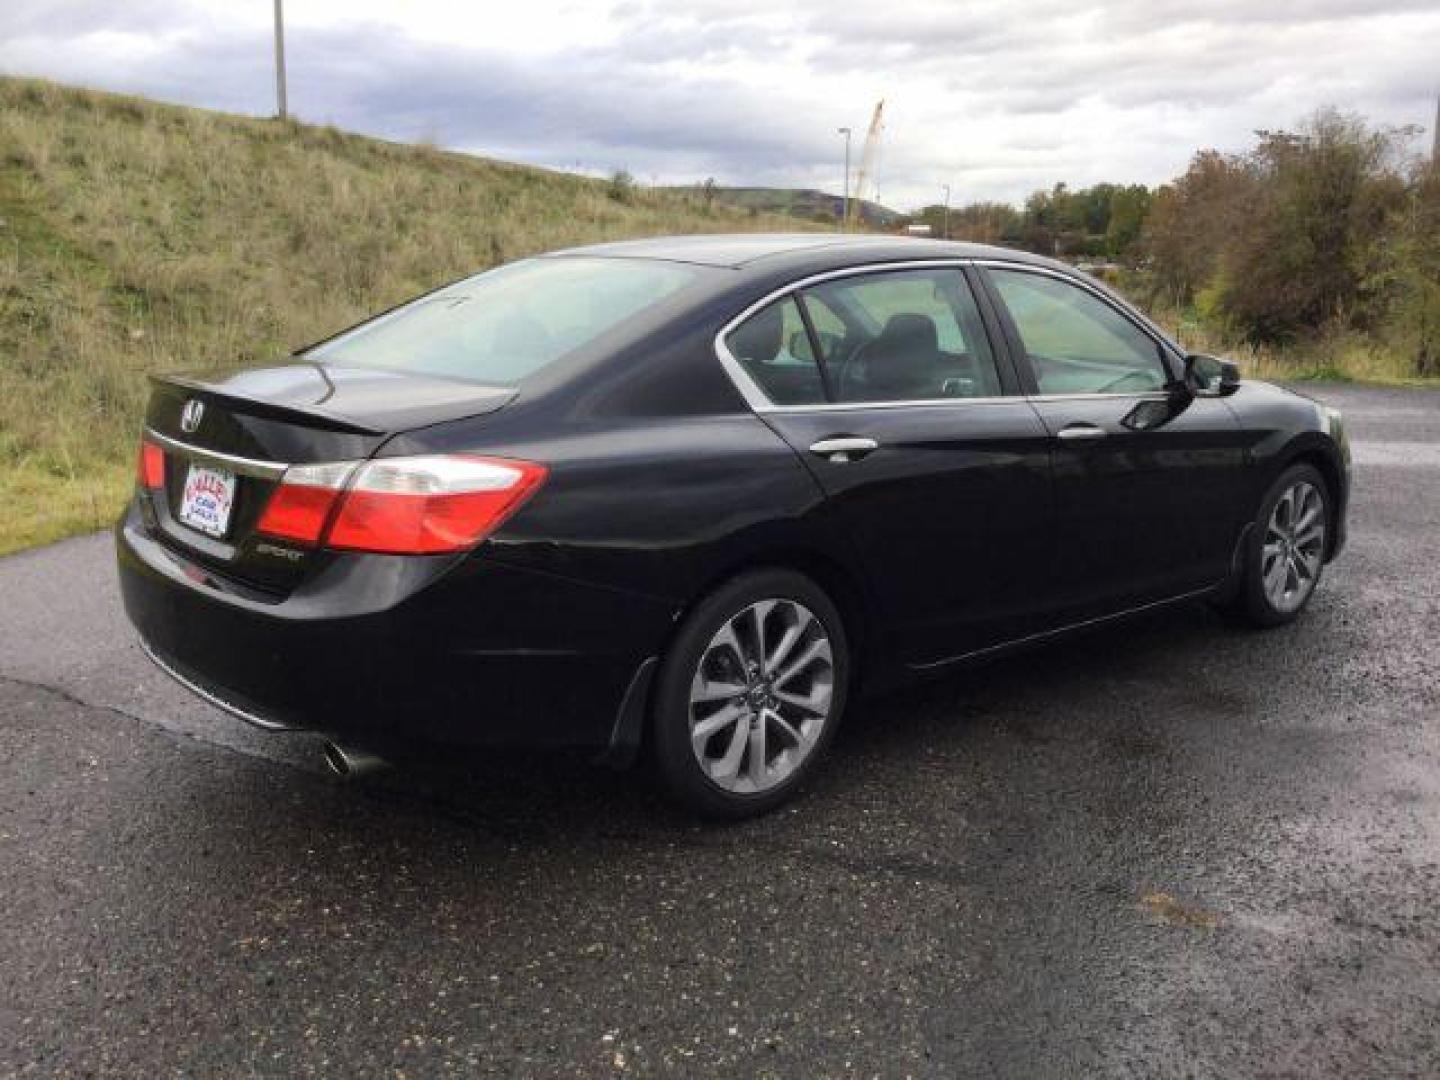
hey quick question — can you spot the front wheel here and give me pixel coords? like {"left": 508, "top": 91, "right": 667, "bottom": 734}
{"left": 1230, "top": 464, "right": 1331, "bottom": 627}
{"left": 651, "top": 569, "right": 849, "bottom": 820}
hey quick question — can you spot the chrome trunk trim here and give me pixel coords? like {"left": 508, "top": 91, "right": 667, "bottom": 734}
{"left": 145, "top": 428, "right": 290, "bottom": 480}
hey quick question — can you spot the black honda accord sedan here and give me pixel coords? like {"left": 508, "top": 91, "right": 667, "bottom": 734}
{"left": 117, "top": 234, "right": 1350, "bottom": 818}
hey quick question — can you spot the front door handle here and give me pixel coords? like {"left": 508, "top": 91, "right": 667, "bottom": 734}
{"left": 1055, "top": 423, "right": 1108, "bottom": 441}
{"left": 809, "top": 436, "right": 879, "bottom": 463}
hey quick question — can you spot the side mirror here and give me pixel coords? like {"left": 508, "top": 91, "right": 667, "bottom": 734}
{"left": 1185, "top": 353, "right": 1241, "bottom": 397}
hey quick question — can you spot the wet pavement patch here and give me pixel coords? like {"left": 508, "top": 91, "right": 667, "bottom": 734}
{"left": 2, "top": 383, "right": 1439, "bottom": 1075}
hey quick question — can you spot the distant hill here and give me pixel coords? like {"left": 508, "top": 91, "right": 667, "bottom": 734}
{"left": 665, "top": 185, "right": 903, "bottom": 228}
{"left": 0, "top": 76, "right": 820, "bottom": 554}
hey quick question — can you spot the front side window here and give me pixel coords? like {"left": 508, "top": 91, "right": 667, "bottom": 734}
{"left": 310, "top": 257, "right": 702, "bottom": 385}
{"left": 724, "top": 298, "right": 827, "bottom": 406}
{"left": 988, "top": 269, "right": 1168, "bottom": 395}
{"left": 802, "top": 269, "right": 1003, "bottom": 403}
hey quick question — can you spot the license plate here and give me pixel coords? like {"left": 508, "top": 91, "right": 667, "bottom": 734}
{"left": 178, "top": 463, "right": 237, "bottom": 539}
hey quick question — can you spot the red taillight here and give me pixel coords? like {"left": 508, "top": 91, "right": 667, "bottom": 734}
{"left": 255, "top": 461, "right": 355, "bottom": 546}
{"left": 256, "top": 454, "right": 547, "bottom": 555}
{"left": 138, "top": 438, "right": 165, "bottom": 489}
{"left": 326, "top": 455, "right": 547, "bottom": 555}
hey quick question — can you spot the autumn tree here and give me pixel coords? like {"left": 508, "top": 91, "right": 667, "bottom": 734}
{"left": 1219, "top": 109, "right": 1411, "bottom": 342}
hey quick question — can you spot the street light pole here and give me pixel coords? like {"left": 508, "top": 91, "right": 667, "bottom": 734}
{"left": 274, "top": 0, "right": 288, "bottom": 120}
{"left": 837, "top": 127, "right": 852, "bottom": 232}
{"left": 941, "top": 183, "right": 951, "bottom": 239}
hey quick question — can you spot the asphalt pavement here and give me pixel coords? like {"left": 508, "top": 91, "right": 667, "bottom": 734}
{"left": 2, "top": 383, "right": 1437, "bottom": 1077}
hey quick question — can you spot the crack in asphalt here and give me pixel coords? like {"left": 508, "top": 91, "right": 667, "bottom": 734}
{"left": 0, "top": 671, "right": 151, "bottom": 727}
{"left": 0, "top": 672, "right": 318, "bottom": 775}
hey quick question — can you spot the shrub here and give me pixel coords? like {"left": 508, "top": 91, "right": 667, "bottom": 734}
{"left": 607, "top": 169, "right": 635, "bottom": 204}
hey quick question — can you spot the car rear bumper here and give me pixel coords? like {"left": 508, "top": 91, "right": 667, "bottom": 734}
{"left": 116, "top": 501, "right": 678, "bottom": 756}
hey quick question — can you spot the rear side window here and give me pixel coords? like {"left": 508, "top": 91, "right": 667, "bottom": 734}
{"left": 724, "top": 298, "right": 827, "bottom": 406}
{"left": 988, "top": 269, "right": 1167, "bottom": 395}
{"left": 309, "top": 257, "right": 701, "bottom": 385}
{"left": 803, "top": 269, "right": 1003, "bottom": 403}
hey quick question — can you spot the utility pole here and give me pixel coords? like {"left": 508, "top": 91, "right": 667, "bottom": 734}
{"left": 837, "top": 127, "right": 852, "bottom": 232}
{"left": 941, "top": 183, "right": 951, "bottom": 239}
{"left": 1433, "top": 91, "right": 1439, "bottom": 166}
{"left": 274, "top": 0, "right": 288, "bottom": 120}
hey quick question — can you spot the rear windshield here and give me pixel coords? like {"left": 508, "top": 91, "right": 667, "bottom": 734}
{"left": 308, "top": 256, "right": 702, "bottom": 384}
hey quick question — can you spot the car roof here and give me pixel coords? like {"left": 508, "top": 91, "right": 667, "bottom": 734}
{"left": 545, "top": 233, "right": 1061, "bottom": 274}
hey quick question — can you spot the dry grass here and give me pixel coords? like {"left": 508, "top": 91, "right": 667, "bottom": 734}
{"left": 0, "top": 77, "right": 814, "bottom": 554}
{"left": 1146, "top": 305, "right": 1433, "bottom": 387}
{"left": 1240, "top": 333, "right": 1435, "bottom": 386}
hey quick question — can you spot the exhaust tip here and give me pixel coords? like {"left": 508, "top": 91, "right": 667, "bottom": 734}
{"left": 322, "top": 741, "right": 388, "bottom": 780}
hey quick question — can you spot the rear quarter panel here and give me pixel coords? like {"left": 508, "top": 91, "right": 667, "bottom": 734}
{"left": 419, "top": 413, "right": 849, "bottom": 603}
{"left": 379, "top": 302, "right": 874, "bottom": 651}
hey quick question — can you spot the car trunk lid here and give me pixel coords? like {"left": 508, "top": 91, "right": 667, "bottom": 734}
{"left": 139, "top": 362, "right": 516, "bottom": 593}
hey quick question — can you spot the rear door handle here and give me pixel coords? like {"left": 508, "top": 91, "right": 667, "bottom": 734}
{"left": 1055, "top": 423, "right": 1107, "bottom": 441}
{"left": 808, "top": 437, "right": 879, "bottom": 463}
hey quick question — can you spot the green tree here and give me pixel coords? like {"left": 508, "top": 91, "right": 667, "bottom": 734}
{"left": 1376, "top": 164, "right": 1440, "bottom": 375}
{"left": 1220, "top": 109, "right": 1411, "bottom": 342}
{"left": 1104, "top": 185, "right": 1150, "bottom": 261}
{"left": 1142, "top": 150, "right": 1259, "bottom": 309}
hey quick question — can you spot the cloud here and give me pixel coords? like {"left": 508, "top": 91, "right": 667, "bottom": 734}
{"left": 1, "top": 0, "right": 1435, "bottom": 208}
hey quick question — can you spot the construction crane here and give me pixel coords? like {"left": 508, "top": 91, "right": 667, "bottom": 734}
{"left": 846, "top": 100, "right": 885, "bottom": 230}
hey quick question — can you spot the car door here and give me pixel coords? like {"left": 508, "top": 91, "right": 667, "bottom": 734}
{"left": 720, "top": 264, "right": 1055, "bottom": 666}
{"left": 978, "top": 264, "right": 1247, "bottom": 621}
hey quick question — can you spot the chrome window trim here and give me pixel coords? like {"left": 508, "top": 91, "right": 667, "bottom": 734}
{"left": 1029, "top": 390, "right": 1174, "bottom": 404}
{"left": 146, "top": 428, "right": 290, "bottom": 480}
{"left": 712, "top": 257, "right": 1184, "bottom": 415}
{"left": 753, "top": 390, "right": 1174, "bottom": 415}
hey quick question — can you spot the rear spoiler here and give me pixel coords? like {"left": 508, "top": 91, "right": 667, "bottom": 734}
{"left": 150, "top": 372, "right": 384, "bottom": 435}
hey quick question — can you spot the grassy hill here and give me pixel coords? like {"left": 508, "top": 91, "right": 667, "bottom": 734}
{"left": 667, "top": 185, "right": 903, "bottom": 228}
{"left": 0, "top": 78, "right": 816, "bottom": 554}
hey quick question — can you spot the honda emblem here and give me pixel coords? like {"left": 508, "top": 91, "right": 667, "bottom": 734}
{"left": 180, "top": 399, "right": 205, "bottom": 434}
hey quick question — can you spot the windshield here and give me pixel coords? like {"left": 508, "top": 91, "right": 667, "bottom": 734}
{"left": 308, "top": 257, "right": 702, "bottom": 384}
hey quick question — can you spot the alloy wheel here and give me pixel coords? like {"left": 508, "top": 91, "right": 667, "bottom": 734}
{"left": 688, "top": 598, "right": 834, "bottom": 794}
{"left": 1262, "top": 479, "right": 1326, "bottom": 614}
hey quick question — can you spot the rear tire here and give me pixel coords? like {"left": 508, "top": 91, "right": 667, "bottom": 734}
{"left": 651, "top": 569, "right": 849, "bottom": 820}
{"left": 1228, "top": 463, "right": 1331, "bottom": 628}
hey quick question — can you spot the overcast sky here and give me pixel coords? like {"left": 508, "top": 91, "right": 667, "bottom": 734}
{"left": 2, "top": 1, "right": 1436, "bottom": 209}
